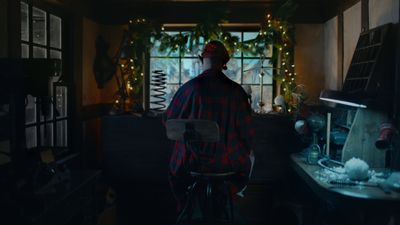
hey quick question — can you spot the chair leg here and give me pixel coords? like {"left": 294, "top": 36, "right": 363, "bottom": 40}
{"left": 225, "top": 182, "right": 234, "bottom": 225}
{"left": 205, "top": 183, "right": 215, "bottom": 225}
{"left": 175, "top": 182, "right": 198, "bottom": 225}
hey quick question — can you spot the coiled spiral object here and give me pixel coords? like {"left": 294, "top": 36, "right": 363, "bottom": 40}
{"left": 150, "top": 70, "right": 167, "bottom": 111}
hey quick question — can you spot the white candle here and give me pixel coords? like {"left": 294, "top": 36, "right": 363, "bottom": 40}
{"left": 326, "top": 112, "right": 331, "bottom": 157}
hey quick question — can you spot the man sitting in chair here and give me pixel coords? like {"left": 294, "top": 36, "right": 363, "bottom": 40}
{"left": 164, "top": 40, "right": 255, "bottom": 212}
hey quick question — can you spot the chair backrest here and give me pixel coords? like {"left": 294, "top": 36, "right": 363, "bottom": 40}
{"left": 165, "top": 119, "right": 220, "bottom": 143}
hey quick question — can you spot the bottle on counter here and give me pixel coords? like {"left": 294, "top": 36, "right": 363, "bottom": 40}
{"left": 307, "top": 133, "right": 321, "bottom": 164}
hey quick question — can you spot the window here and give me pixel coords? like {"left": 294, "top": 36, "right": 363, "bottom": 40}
{"left": 21, "top": 1, "right": 68, "bottom": 149}
{"left": 150, "top": 31, "right": 274, "bottom": 112}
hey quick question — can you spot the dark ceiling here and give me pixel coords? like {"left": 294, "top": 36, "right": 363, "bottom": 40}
{"left": 45, "top": 0, "right": 360, "bottom": 25}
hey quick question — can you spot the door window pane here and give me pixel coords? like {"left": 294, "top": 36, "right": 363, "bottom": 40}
{"left": 40, "top": 123, "right": 53, "bottom": 146}
{"left": 21, "top": 2, "right": 29, "bottom": 41}
{"left": 50, "top": 50, "right": 61, "bottom": 59}
{"left": 22, "top": 4, "right": 67, "bottom": 149}
{"left": 33, "top": 46, "right": 46, "bottom": 58}
{"left": 32, "top": 7, "right": 46, "bottom": 45}
{"left": 56, "top": 120, "right": 67, "bottom": 147}
{"left": 21, "top": 43, "right": 29, "bottom": 58}
{"left": 25, "top": 127, "right": 37, "bottom": 149}
{"left": 25, "top": 95, "right": 36, "bottom": 124}
{"left": 50, "top": 14, "right": 61, "bottom": 49}
{"left": 55, "top": 86, "right": 67, "bottom": 118}
{"left": 40, "top": 98, "right": 53, "bottom": 122}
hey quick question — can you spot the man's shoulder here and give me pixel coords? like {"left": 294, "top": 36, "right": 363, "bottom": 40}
{"left": 219, "top": 73, "right": 247, "bottom": 94}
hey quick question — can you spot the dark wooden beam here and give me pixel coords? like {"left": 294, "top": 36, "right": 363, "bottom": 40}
{"left": 361, "top": 0, "right": 369, "bottom": 32}
{"left": 7, "top": 0, "right": 20, "bottom": 58}
{"left": 85, "top": 1, "right": 336, "bottom": 25}
{"left": 337, "top": 13, "right": 344, "bottom": 88}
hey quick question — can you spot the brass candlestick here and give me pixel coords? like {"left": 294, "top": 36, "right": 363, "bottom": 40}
{"left": 257, "top": 69, "right": 266, "bottom": 113}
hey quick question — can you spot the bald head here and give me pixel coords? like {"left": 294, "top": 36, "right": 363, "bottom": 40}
{"left": 200, "top": 40, "right": 230, "bottom": 71}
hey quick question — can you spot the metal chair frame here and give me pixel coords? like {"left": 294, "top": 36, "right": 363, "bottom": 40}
{"left": 166, "top": 119, "right": 235, "bottom": 225}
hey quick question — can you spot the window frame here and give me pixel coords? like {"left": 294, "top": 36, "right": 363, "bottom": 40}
{"left": 149, "top": 28, "right": 276, "bottom": 111}
{"left": 20, "top": 0, "right": 70, "bottom": 149}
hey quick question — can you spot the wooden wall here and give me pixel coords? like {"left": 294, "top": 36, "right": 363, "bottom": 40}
{"left": 323, "top": 0, "right": 400, "bottom": 90}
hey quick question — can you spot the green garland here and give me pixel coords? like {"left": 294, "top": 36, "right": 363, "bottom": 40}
{"left": 114, "top": 0, "right": 305, "bottom": 115}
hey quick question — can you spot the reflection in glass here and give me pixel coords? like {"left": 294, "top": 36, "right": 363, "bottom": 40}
{"left": 225, "top": 58, "right": 241, "bottom": 83}
{"left": 21, "top": 44, "right": 29, "bottom": 58}
{"left": 243, "top": 59, "right": 273, "bottom": 84}
{"left": 40, "top": 123, "right": 53, "bottom": 146}
{"left": 21, "top": 2, "right": 29, "bottom": 41}
{"left": 50, "top": 14, "right": 61, "bottom": 49}
{"left": 32, "top": 7, "right": 46, "bottom": 45}
{"left": 249, "top": 85, "right": 273, "bottom": 112}
{"left": 150, "top": 58, "right": 180, "bottom": 83}
{"left": 181, "top": 58, "right": 201, "bottom": 84}
{"left": 56, "top": 120, "right": 67, "bottom": 147}
{"left": 25, "top": 95, "right": 36, "bottom": 124}
{"left": 25, "top": 127, "right": 37, "bottom": 149}
{"left": 33, "top": 46, "right": 46, "bottom": 58}
{"left": 56, "top": 86, "right": 67, "bottom": 118}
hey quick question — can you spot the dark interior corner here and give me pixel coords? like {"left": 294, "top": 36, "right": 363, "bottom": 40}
{"left": 1, "top": 0, "right": 400, "bottom": 225}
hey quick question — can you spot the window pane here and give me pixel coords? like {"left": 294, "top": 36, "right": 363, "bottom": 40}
{"left": 50, "top": 50, "right": 61, "bottom": 59}
{"left": 181, "top": 58, "right": 202, "bottom": 84}
{"left": 243, "top": 32, "right": 259, "bottom": 57}
{"left": 243, "top": 59, "right": 273, "bottom": 84}
{"left": 151, "top": 32, "right": 180, "bottom": 57}
{"left": 230, "top": 32, "right": 242, "bottom": 57}
{"left": 55, "top": 86, "right": 67, "bottom": 118}
{"left": 249, "top": 85, "right": 273, "bottom": 112}
{"left": 225, "top": 58, "right": 241, "bottom": 83}
{"left": 150, "top": 86, "right": 167, "bottom": 111}
{"left": 165, "top": 84, "right": 179, "bottom": 106}
{"left": 21, "top": 2, "right": 29, "bottom": 41}
{"left": 56, "top": 120, "right": 67, "bottom": 147}
{"left": 33, "top": 46, "right": 47, "bottom": 58}
{"left": 32, "top": 7, "right": 46, "bottom": 45}
{"left": 40, "top": 99, "right": 53, "bottom": 122}
{"left": 40, "top": 123, "right": 53, "bottom": 146}
{"left": 50, "top": 14, "right": 61, "bottom": 49}
{"left": 21, "top": 43, "right": 29, "bottom": 58}
{"left": 25, "top": 127, "right": 37, "bottom": 149}
{"left": 150, "top": 58, "right": 179, "bottom": 83}
{"left": 25, "top": 95, "right": 36, "bottom": 124}
{"left": 184, "top": 36, "right": 204, "bottom": 57}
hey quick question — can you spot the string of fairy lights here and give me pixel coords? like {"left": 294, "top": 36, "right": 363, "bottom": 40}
{"left": 113, "top": 10, "right": 304, "bottom": 114}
